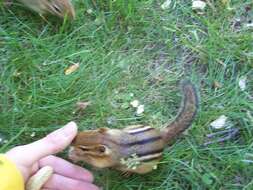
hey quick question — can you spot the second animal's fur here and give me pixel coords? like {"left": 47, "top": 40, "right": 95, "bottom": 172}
{"left": 17, "top": 0, "right": 75, "bottom": 19}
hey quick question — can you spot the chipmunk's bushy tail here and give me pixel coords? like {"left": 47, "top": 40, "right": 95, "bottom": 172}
{"left": 162, "top": 80, "right": 199, "bottom": 144}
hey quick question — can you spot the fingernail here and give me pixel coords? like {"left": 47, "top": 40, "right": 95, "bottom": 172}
{"left": 62, "top": 121, "right": 77, "bottom": 137}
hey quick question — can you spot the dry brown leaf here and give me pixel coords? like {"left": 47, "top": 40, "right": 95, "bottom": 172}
{"left": 76, "top": 101, "right": 91, "bottom": 111}
{"left": 213, "top": 81, "right": 222, "bottom": 89}
{"left": 65, "top": 63, "right": 79, "bottom": 75}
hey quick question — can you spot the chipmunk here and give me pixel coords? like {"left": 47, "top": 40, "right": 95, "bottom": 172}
{"left": 17, "top": 0, "right": 75, "bottom": 19}
{"left": 68, "top": 80, "right": 199, "bottom": 174}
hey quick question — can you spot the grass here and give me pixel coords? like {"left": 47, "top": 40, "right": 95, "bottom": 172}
{"left": 0, "top": 0, "right": 253, "bottom": 189}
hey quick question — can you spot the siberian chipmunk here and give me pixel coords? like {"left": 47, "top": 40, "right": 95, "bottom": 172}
{"left": 69, "top": 81, "right": 199, "bottom": 174}
{"left": 17, "top": 0, "right": 75, "bottom": 19}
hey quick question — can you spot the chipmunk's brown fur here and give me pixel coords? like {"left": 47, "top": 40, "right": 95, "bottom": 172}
{"left": 68, "top": 81, "right": 199, "bottom": 174}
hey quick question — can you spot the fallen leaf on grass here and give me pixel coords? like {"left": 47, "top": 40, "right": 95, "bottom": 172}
{"left": 213, "top": 81, "right": 222, "bottom": 89}
{"left": 76, "top": 101, "right": 91, "bottom": 111}
{"left": 65, "top": 63, "right": 79, "bottom": 75}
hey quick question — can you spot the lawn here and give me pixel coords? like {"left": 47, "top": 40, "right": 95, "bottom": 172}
{"left": 0, "top": 0, "right": 253, "bottom": 189}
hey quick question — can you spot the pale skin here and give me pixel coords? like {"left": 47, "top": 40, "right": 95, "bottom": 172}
{"left": 5, "top": 121, "right": 99, "bottom": 190}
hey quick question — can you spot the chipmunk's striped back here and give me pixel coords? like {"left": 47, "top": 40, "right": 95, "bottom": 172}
{"left": 121, "top": 125, "right": 164, "bottom": 162}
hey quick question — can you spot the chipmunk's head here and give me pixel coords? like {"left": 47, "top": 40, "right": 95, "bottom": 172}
{"left": 68, "top": 128, "right": 122, "bottom": 168}
{"left": 45, "top": 0, "right": 75, "bottom": 19}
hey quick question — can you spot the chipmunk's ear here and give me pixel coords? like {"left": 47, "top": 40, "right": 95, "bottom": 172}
{"left": 98, "top": 128, "right": 109, "bottom": 133}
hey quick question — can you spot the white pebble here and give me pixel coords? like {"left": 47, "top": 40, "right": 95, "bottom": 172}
{"left": 130, "top": 100, "right": 140, "bottom": 108}
{"left": 192, "top": 0, "right": 206, "bottom": 10}
{"left": 210, "top": 115, "right": 228, "bottom": 129}
{"left": 136, "top": 105, "right": 145, "bottom": 115}
{"left": 87, "top": 9, "right": 93, "bottom": 14}
{"left": 30, "top": 132, "right": 36, "bottom": 137}
{"left": 239, "top": 76, "right": 247, "bottom": 91}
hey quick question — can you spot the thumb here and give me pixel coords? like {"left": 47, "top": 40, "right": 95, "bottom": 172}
{"left": 6, "top": 121, "right": 77, "bottom": 165}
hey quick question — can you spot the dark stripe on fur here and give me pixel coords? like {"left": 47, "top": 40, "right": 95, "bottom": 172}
{"left": 121, "top": 136, "right": 162, "bottom": 146}
{"left": 136, "top": 148, "right": 164, "bottom": 157}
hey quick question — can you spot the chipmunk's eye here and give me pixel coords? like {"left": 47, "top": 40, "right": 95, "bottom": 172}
{"left": 98, "top": 146, "right": 106, "bottom": 153}
{"left": 79, "top": 146, "right": 88, "bottom": 151}
{"left": 77, "top": 145, "right": 107, "bottom": 154}
{"left": 52, "top": 4, "right": 61, "bottom": 13}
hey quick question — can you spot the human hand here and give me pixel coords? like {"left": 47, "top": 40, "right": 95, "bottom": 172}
{"left": 5, "top": 121, "right": 99, "bottom": 190}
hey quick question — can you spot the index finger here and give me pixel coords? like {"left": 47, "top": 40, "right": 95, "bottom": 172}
{"left": 6, "top": 122, "right": 77, "bottom": 165}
